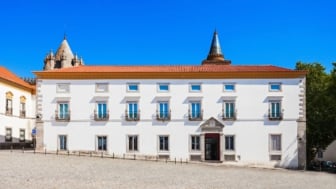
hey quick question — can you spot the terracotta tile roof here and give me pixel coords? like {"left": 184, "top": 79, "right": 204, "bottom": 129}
{"left": 0, "top": 66, "right": 35, "bottom": 91}
{"left": 40, "top": 64, "right": 295, "bottom": 73}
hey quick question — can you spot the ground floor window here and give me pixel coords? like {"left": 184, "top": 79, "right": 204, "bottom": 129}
{"left": 270, "top": 134, "right": 282, "bottom": 160}
{"left": 128, "top": 135, "right": 138, "bottom": 152}
{"left": 159, "top": 136, "right": 169, "bottom": 151}
{"left": 58, "top": 135, "right": 67, "bottom": 150}
{"left": 5, "top": 128, "right": 12, "bottom": 142}
{"left": 190, "top": 135, "right": 200, "bottom": 151}
{"left": 225, "top": 135, "right": 235, "bottom": 151}
{"left": 19, "top": 129, "right": 25, "bottom": 142}
{"left": 97, "top": 136, "right": 107, "bottom": 151}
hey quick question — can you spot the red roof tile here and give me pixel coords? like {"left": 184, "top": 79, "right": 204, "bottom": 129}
{"left": 39, "top": 64, "right": 295, "bottom": 73}
{"left": 0, "top": 66, "right": 35, "bottom": 92}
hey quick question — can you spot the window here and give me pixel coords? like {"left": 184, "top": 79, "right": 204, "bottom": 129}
{"left": 269, "top": 101, "right": 282, "bottom": 120}
{"left": 56, "top": 83, "right": 70, "bottom": 93}
{"left": 269, "top": 83, "right": 281, "bottom": 92}
{"left": 224, "top": 84, "right": 235, "bottom": 92}
{"left": 6, "top": 99, "right": 12, "bottom": 115}
{"left": 56, "top": 102, "right": 70, "bottom": 121}
{"left": 97, "top": 136, "right": 107, "bottom": 151}
{"left": 20, "top": 102, "right": 26, "bottom": 117}
{"left": 95, "top": 102, "right": 108, "bottom": 121}
{"left": 19, "top": 129, "right": 25, "bottom": 142}
{"left": 127, "top": 83, "right": 139, "bottom": 92}
{"left": 159, "top": 136, "right": 169, "bottom": 151}
{"left": 223, "top": 101, "right": 235, "bottom": 120}
{"left": 270, "top": 135, "right": 281, "bottom": 152}
{"left": 191, "top": 135, "right": 200, "bottom": 151}
{"left": 157, "top": 101, "right": 170, "bottom": 120}
{"left": 190, "top": 83, "right": 201, "bottom": 92}
{"left": 225, "top": 136, "right": 235, "bottom": 151}
{"left": 58, "top": 135, "right": 67, "bottom": 150}
{"left": 158, "top": 83, "right": 169, "bottom": 92}
{"left": 5, "top": 128, "right": 12, "bottom": 142}
{"left": 95, "top": 83, "right": 108, "bottom": 92}
{"left": 128, "top": 135, "right": 138, "bottom": 152}
{"left": 126, "top": 101, "right": 139, "bottom": 121}
{"left": 189, "top": 101, "right": 202, "bottom": 120}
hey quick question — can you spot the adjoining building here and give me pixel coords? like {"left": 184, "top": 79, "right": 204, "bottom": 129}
{"left": 0, "top": 67, "right": 36, "bottom": 149}
{"left": 34, "top": 31, "right": 307, "bottom": 169}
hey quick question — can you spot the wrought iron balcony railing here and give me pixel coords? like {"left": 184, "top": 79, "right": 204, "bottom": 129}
{"left": 156, "top": 110, "right": 171, "bottom": 121}
{"left": 125, "top": 110, "right": 140, "bottom": 121}
{"left": 94, "top": 110, "right": 109, "bottom": 121}
{"left": 188, "top": 109, "right": 203, "bottom": 121}
{"left": 55, "top": 110, "right": 71, "bottom": 121}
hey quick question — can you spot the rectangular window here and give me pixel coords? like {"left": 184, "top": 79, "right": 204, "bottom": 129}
{"left": 58, "top": 135, "right": 67, "bottom": 150}
{"left": 190, "top": 101, "right": 202, "bottom": 119}
{"left": 95, "top": 102, "right": 108, "bottom": 120}
{"left": 158, "top": 101, "right": 169, "bottom": 119}
{"left": 190, "top": 83, "right": 201, "bottom": 92}
{"left": 19, "top": 129, "right": 25, "bottom": 142}
{"left": 224, "top": 84, "right": 235, "bottom": 92}
{"left": 5, "top": 128, "right": 12, "bottom": 142}
{"left": 191, "top": 135, "right": 200, "bottom": 151}
{"left": 158, "top": 83, "right": 169, "bottom": 92}
{"left": 95, "top": 83, "right": 108, "bottom": 92}
{"left": 20, "top": 102, "right": 26, "bottom": 117}
{"left": 225, "top": 136, "right": 235, "bottom": 151}
{"left": 127, "top": 101, "right": 139, "bottom": 120}
{"left": 223, "top": 101, "right": 235, "bottom": 120}
{"left": 97, "top": 136, "right": 107, "bottom": 151}
{"left": 6, "top": 99, "right": 12, "bottom": 115}
{"left": 270, "top": 135, "right": 281, "bottom": 152}
{"left": 56, "top": 83, "right": 70, "bottom": 93}
{"left": 269, "top": 83, "right": 281, "bottom": 92}
{"left": 127, "top": 83, "right": 139, "bottom": 92}
{"left": 128, "top": 135, "right": 138, "bottom": 152}
{"left": 57, "top": 102, "right": 70, "bottom": 120}
{"left": 269, "top": 101, "right": 282, "bottom": 120}
{"left": 159, "top": 136, "right": 169, "bottom": 151}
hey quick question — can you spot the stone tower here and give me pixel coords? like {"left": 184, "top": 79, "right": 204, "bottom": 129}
{"left": 202, "top": 30, "right": 231, "bottom": 65}
{"left": 43, "top": 36, "right": 84, "bottom": 70}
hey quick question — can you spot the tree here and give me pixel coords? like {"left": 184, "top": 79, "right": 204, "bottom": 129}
{"left": 295, "top": 62, "right": 336, "bottom": 163}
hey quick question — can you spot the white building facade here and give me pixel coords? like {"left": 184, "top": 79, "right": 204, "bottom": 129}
{"left": 0, "top": 67, "right": 36, "bottom": 148}
{"left": 34, "top": 32, "right": 307, "bottom": 169}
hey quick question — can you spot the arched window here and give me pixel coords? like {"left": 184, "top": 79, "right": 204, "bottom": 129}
{"left": 5, "top": 91, "right": 13, "bottom": 115}
{"left": 20, "top": 96, "right": 26, "bottom": 117}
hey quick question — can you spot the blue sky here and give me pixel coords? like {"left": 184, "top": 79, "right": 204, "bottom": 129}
{"left": 0, "top": 0, "right": 335, "bottom": 77}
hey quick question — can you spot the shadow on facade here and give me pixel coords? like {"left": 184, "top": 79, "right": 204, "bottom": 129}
{"left": 0, "top": 135, "right": 35, "bottom": 150}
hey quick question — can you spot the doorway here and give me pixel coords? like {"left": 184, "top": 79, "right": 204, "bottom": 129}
{"left": 205, "top": 133, "right": 220, "bottom": 161}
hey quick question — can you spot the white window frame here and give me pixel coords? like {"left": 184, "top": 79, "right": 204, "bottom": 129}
{"left": 223, "top": 83, "right": 236, "bottom": 92}
{"left": 58, "top": 135, "right": 68, "bottom": 151}
{"left": 269, "top": 82, "right": 282, "bottom": 92}
{"left": 95, "top": 83, "right": 108, "bottom": 93}
{"left": 19, "top": 129, "right": 25, "bottom": 142}
{"left": 157, "top": 83, "right": 170, "bottom": 92}
{"left": 157, "top": 101, "right": 170, "bottom": 119}
{"left": 225, "top": 135, "right": 235, "bottom": 151}
{"left": 190, "top": 135, "right": 201, "bottom": 152}
{"left": 127, "top": 135, "right": 139, "bottom": 152}
{"left": 269, "top": 134, "right": 282, "bottom": 161}
{"left": 96, "top": 101, "right": 108, "bottom": 118}
{"left": 57, "top": 101, "right": 70, "bottom": 120}
{"left": 158, "top": 135, "right": 169, "bottom": 153}
{"left": 189, "top": 83, "right": 202, "bottom": 92}
{"left": 56, "top": 83, "right": 70, "bottom": 93}
{"left": 5, "top": 127, "right": 12, "bottom": 142}
{"left": 223, "top": 100, "right": 235, "bottom": 119}
{"left": 189, "top": 101, "right": 202, "bottom": 119}
{"left": 127, "top": 83, "right": 139, "bottom": 92}
{"left": 96, "top": 135, "right": 108, "bottom": 151}
{"left": 269, "top": 100, "right": 282, "bottom": 119}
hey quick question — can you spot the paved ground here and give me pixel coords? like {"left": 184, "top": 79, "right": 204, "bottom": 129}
{"left": 0, "top": 151, "right": 335, "bottom": 189}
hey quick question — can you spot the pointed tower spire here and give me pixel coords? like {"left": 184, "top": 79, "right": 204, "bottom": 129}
{"left": 202, "top": 30, "right": 231, "bottom": 65}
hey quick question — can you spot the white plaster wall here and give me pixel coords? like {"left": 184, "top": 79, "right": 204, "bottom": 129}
{"left": 40, "top": 78, "right": 301, "bottom": 168}
{"left": 0, "top": 82, "right": 36, "bottom": 142}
